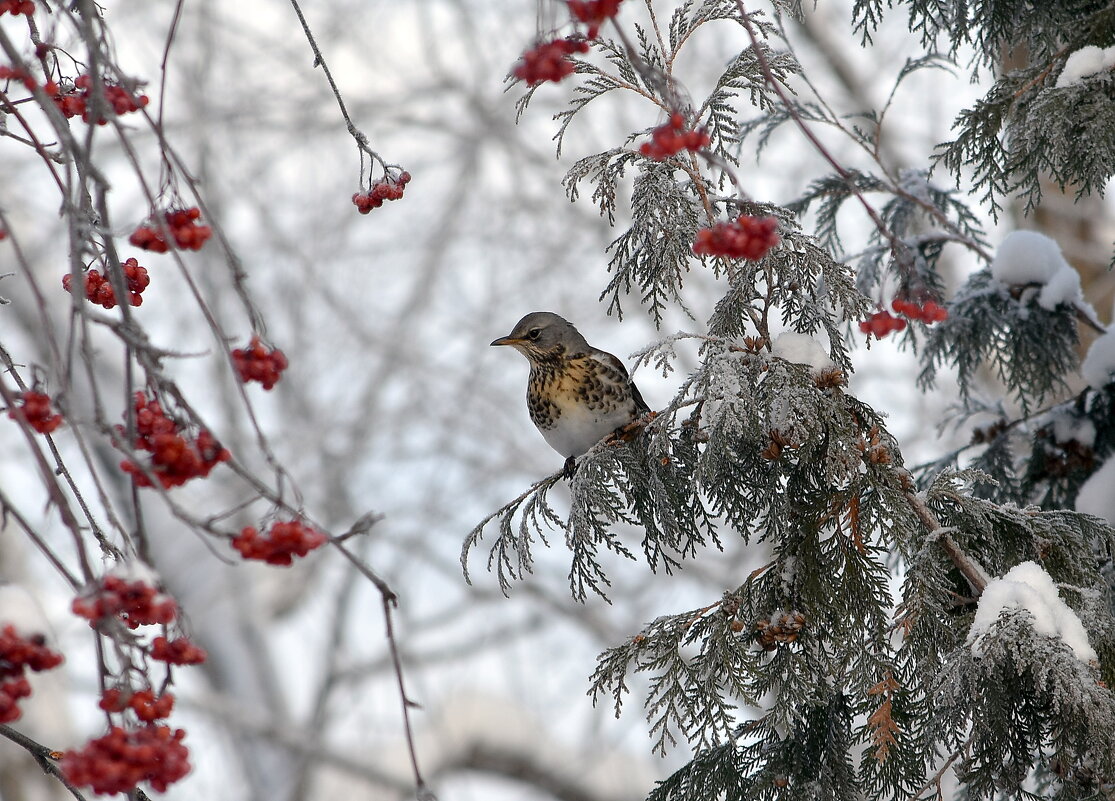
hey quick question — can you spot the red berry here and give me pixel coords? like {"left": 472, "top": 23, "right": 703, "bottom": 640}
{"left": 231, "top": 336, "right": 288, "bottom": 390}
{"left": 232, "top": 520, "right": 328, "bottom": 566}
{"left": 150, "top": 636, "right": 207, "bottom": 665}
{"left": 8, "top": 390, "right": 63, "bottom": 434}
{"left": 61, "top": 725, "right": 190, "bottom": 795}
{"left": 513, "top": 37, "right": 589, "bottom": 86}
{"left": 692, "top": 215, "right": 780, "bottom": 260}
{"left": 0, "top": 625, "right": 64, "bottom": 723}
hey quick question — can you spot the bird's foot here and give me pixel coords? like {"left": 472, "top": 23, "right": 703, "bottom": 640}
{"left": 608, "top": 410, "right": 657, "bottom": 445}
{"left": 562, "top": 455, "right": 578, "bottom": 479}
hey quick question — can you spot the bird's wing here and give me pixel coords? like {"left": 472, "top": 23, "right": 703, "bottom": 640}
{"left": 591, "top": 351, "right": 651, "bottom": 414}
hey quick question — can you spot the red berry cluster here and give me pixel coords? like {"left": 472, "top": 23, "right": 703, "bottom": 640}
{"left": 232, "top": 520, "right": 328, "bottom": 566}
{"left": 513, "top": 37, "right": 590, "bottom": 86}
{"left": 352, "top": 171, "right": 411, "bottom": 213}
{"left": 100, "top": 688, "right": 174, "bottom": 723}
{"left": 8, "top": 390, "right": 63, "bottom": 434}
{"left": 568, "top": 0, "right": 622, "bottom": 38}
{"left": 0, "top": 65, "right": 34, "bottom": 90}
{"left": 693, "top": 215, "right": 780, "bottom": 260}
{"left": 639, "top": 113, "right": 710, "bottom": 160}
{"left": 47, "top": 74, "right": 148, "bottom": 125}
{"left": 859, "top": 298, "right": 949, "bottom": 339}
{"left": 0, "top": 0, "right": 34, "bottom": 16}
{"left": 891, "top": 297, "right": 948, "bottom": 323}
{"left": 231, "top": 336, "right": 288, "bottom": 390}
{"left": 129, "top": 207, "right": 212, "bottom": 252}
{"left": 150, "top": 635, "right": 207, "bottom": 665}
{"left": 117, "top": 392, "right": 230, "bottom": 488}
{"left": 62, "top": 258, "right": 149, "bottom": 309}
{"left": 0, "top": 625, "right": 64, "bottom": 723}
{"left": 858, "top": 310, "right": 907, "bottom": 338}
{"left": 61, "top": 724, "right": 190, "bottom": 795}
{"left": 71, "top": 574, "right": 178, "bottom": 629}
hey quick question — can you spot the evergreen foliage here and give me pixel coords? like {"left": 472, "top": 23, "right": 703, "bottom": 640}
{"left": 468, "top": 1, "right": 1115, "bottom": 798}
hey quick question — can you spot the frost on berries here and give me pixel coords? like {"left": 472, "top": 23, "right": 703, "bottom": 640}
{"left": 7, "top": 390, "right": 63, "bottom": 434}
{"left": 150, "top": 635, "right": 207, "bottom": 665}
{"left": 639, "top": 113, "right": 710, "bottom": 160}
{"left": 513, "top": 37, "right": 590, "bottom": 86}
{"left": 71, "top": 573, "right": 178, "bottom": 630}
{"left": 232, "top": 520, "right": 328, "bottom": 566}
{"left": 62, "top": 257, "right": 149, "bottom": 309}
{"left": 129, "top": 207, "right": 212, "bottom": 252}
{"left": 117, "top": 392, "right": 230, "bottom": 488}
{"left": 46, "top": 73, "right": 149, "bottom": 125}
{"left": 568, "top": 0, "right": 623, "bottom": 39}
{"left": 61, "top": 725, "right": 191, "bottom": 795}
{"left": 231, "top": 336, "right": 288, "bottom": 389}
{"left": 0, "top": 624, "right": 64, "bottom": 723}
{"left": 352, "top": 171, "right": 411, "bottom": 214}
{"left": 693, "top": 215, "right": 780, "bottom": 260}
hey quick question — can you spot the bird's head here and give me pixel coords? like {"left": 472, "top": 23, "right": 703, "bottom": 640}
{"left": 490, "top": 311, "right": 589, "bottom": 363}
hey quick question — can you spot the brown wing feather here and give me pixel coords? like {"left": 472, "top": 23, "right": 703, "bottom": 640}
{"left": 593, "top": 350, "right": 651, "bottom": 414}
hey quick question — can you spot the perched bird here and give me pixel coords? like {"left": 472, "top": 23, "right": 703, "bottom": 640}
{"left": 490, "top": 312, "right": 650, "bottom": 475}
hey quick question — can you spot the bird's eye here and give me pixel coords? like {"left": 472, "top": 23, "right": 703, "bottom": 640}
{"left": 527, "top": 328, "right": 541, "bottom": 340}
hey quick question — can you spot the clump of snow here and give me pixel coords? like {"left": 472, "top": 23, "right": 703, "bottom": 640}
{"left": 990, "top": 230, "right": 1086, "bottom": 311}
{"left": 1056, "top": 45, "right": 1115, "bottom": 89}
{"left": 1049, "top": 410, "right": 1097, "bottom": 447}
{"left": 1076, "top": 457, "right": 1115, "bottom": 526}
{"left": 968, "top": 561, "right": 1097, "bottom": 664}
{"left": 109, "top": 560, "right": 162, "bottom": 586}
{"left": 1081, "top": 329, "right": 1115, "bottom": 389}
{"left": 771, "top": 332, "right": 835, "bottom": 374}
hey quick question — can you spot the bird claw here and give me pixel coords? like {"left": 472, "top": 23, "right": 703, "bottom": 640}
{"left": 562, "top": 455, "right": 578, "bottom": 479}
{"left": 608, "top": 410, "right": 657, "bottom": 445}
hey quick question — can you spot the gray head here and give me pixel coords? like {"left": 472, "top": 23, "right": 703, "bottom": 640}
{"left": 490, "top": 311, "right": 590, "bottom": 362}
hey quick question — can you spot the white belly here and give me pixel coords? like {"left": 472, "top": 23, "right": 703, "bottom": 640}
{"left": 539, "top": 402, "right": 633, "bottom": 458}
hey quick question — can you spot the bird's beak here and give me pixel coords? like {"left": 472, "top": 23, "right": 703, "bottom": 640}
{"left": 490, "top": 335, "right": 521, "bottom": 347}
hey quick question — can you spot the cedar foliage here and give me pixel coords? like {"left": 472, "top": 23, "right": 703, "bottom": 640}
{"left": 466, "top": 1, "right": 1115, "bottom": 798}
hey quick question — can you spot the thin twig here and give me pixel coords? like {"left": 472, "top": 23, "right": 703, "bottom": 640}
{"left": 0, "top": 725, "right": 88, "bottom": 801}
{"left": 286, "top": 0, "right": 390, "bottom": 175}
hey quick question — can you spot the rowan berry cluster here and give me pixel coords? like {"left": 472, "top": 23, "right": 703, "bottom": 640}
{"left": 129, "top": 207, "right": 212, "bottom": 252}
{"left": 62, "top": 258, "right": 149, "bottom": 309}
{"left": 71, "top": 574, "right": 178, "bottom": 629}
{"left": 8, "top": 390, "right": 63, "bottom": 434}
{"left": 0, "top": 625, "right": 64, "bottom": 723}
{"left": 891, "top": 297, "right": 948, "bottom": 323}
{"left": 568, "top": 0, "right": 622, "bottom": 38}
{"left": 639, "top": 113, "right": 710, "bottom": 160}
{"left": 231, "top": 336, "right": 288, "bottom": 390}
{"left": 352, "top": 171, "right": 411, "bottom": 213}
{"left": 513, "top": 37, "right": 590, "bottom": 86}
{"left": 61, "top": 724, "right": 190, "bottom": 795}
{"left": 47, "top": 74, "right": 149, "bottom": 125}
{"left": 0, "top": 65, "right": 34, "bottom": 90}
{"left": 232, "top": 520, "right": 328, "bottom": 566}
{"left": 100, "top": 688, "right": 175, "bottom": 723}
{"left": 117, "top": 392, "right": 230, "bottom": 488}
{"left": 858, "top": 310, "right": 906, "bottom": 338}
{"left": 0, "top": 0, "right": 35, "bottom": 15}
{"left": 692, "top": 215, "right": 780, "bottom": 260}
{"left": 150, "top": 635, "right": 207, "bottom": 665}
{"left": 859, "top": 298, "right": 949, "bottom": 339}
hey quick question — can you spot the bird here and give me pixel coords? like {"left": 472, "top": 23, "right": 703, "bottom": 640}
{"left": 490, "top": 311, "right": 650, "bottom": 476}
